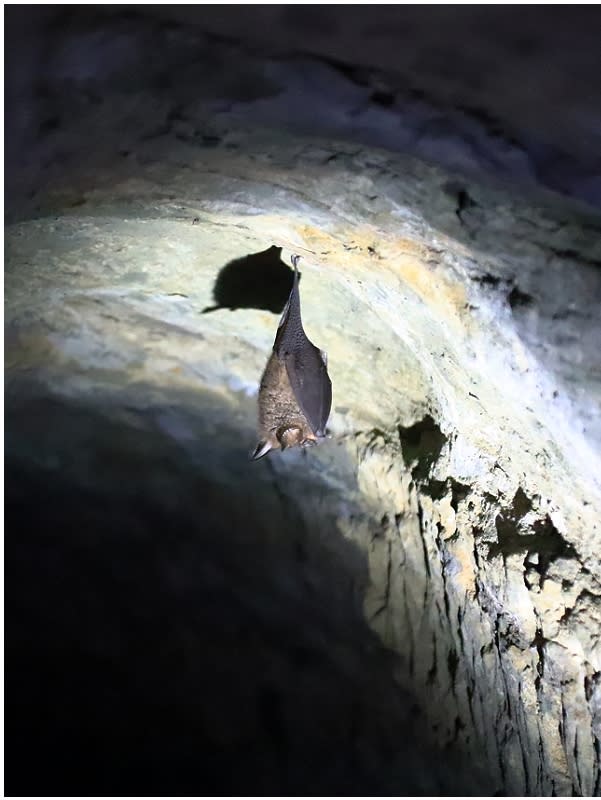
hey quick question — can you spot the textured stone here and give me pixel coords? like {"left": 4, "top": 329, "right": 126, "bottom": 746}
{"left": 5, "top": 9, "right": 601, "bottom": 797}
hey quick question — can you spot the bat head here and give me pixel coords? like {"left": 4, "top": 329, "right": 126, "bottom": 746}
{"left": 278, "top": 426, "right": 320, "bottom": 450}
{"left": 277, "top": 424, "right": 305, "bottom": 450}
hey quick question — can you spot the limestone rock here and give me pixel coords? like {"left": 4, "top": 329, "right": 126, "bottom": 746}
{"left": 5, "top": 8, "right": 601, "bottom": 796}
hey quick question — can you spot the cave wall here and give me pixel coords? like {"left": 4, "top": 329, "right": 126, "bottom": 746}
{"left": 5, "top": 8, "right": 601, "bottom": 796}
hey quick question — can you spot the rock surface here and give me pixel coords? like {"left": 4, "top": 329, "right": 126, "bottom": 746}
{"left": 5, "top": 8, "right": 601, "bottom": 796}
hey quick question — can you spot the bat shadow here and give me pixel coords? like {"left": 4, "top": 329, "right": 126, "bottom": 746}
{"left": 202, "top": 244, "right": 297, "bottom": 314}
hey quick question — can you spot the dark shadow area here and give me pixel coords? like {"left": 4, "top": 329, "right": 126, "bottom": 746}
{"left": 398, "top": 414, "right": 448, "bottom": 483}
{"left": 5, "top": 382, "right": 486, "bottom": 796}
{"left": 202, "top": 245, "right": 296, "bottom": 314}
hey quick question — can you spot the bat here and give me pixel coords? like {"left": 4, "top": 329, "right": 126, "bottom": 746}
{"left": 251, "top": 254, "right": 332, "bottom": 460}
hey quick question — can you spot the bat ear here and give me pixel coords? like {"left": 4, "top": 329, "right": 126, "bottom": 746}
{"left": 250, "top": 440, "right": 273, "bottom": 461}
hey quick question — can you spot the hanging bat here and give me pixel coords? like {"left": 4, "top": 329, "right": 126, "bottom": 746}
{"left": 251, "top": 254, "right": 332, "bottom": 460}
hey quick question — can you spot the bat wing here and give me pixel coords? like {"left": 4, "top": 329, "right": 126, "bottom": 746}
{"left": 283, "top": 344, "right": 332, "bottom": 437}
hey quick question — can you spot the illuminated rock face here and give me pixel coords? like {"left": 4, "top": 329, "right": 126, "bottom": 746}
{"left": 5, "top": 9, "right": 601, "bottom": 797}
